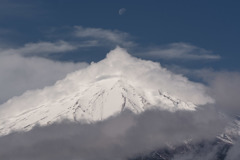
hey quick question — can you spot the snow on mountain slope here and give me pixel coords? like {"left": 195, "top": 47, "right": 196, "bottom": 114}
{"left": 0, "top": 47, "right": 214, "bottom": 136}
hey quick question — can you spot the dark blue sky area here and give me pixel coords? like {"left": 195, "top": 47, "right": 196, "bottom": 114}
{"left": 1, "top": 0, "right": 240, "bottom": 70}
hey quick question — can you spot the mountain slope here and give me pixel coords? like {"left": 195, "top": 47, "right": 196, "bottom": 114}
{"left": 0, "top": 47, "right": 213, "bottom": 136}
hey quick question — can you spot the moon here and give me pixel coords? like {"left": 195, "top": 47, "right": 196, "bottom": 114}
{"left": 119, "top": 8, "right": 126, "bottom": 15}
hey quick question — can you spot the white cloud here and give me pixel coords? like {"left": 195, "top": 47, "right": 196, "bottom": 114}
{"left": 0, "top": 40, "right": 78, "bottom": 56}
{"left": 202, "top": 71, "right": 240, "bottom": 115}
{"left": 98, "top": 47, "right": 213, "bottom": 105}
{"left": 0, "top": 39, "right": 100, "bottom": 58}
{"left": 74, "top": 26, "right": 136, "bottom": 47}
{"left": 0, "top": 54, "right": 88, "bottom": 105}
{"left": 0, "top": 47, "right": 213, "bottom": 116}
{"left": 166, "top": 66, "right": 240, "bottom": 115}
{"left": 0, "top": 39, "right": 98, "bottom": 105}
{"left": 137, "top": 42, "right": 221, "bottom": 60}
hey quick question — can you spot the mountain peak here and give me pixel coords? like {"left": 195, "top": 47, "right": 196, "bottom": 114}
{"left": 106, "top": 46, "right": 132, "bottom": 62}
{"left": 0, "top": 47, "right": 214, "bottom": 135}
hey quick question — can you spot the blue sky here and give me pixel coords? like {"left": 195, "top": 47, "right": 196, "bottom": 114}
{"left": 1, "top": 2, "right": 240, "bottom": 159}
{"left": 1, "top": 0, "right": 240, "bottom": 113}
{"left": 0, "top": 0, "right": 240, "bottom": 69}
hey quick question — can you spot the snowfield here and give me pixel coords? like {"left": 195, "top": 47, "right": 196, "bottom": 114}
{"left": 0, "top": 47, "right": 213, "bottom": 136}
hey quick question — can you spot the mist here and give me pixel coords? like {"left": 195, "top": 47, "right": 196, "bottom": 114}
{"left": 0, "top": 107, "right": 227, "bottom": 160}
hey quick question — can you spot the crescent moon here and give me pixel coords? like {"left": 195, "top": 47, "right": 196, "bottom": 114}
{"left": 119, "top": 8, "right": 126, "bottom": 15}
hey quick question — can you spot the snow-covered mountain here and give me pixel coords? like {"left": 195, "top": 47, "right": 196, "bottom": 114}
{"left": 0, "top": 47, "right": 213, "bottom": 136}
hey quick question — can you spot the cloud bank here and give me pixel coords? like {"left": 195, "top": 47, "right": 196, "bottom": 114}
{"left": 0, "top": 108, "right": 226, "bottom": 160}
{"left": 167, "top": 66, "right": 240, "bottom": 115}
{"left": 204, "top": 71, "right": 240, "bottom": 115}
{"left": 0, "top": 54, "right": 88, "bottom": 105}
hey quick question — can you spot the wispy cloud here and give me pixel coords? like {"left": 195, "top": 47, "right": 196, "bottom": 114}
{"left": 74, "top": 26, "right": 136, "bottom": 47}
{"left": 2, "top": 26, "right": 219, "bottom": 62}
{"left": 0, "top": 41, "right": 78, "bottom": 57}
{"left": 136, "top": 42, "right": 221, "bottom": 60}
{"left": 0, "top": 40, "right": 100, "bottom": 58}
{"left": 73, "top": 27, "right": 220, "bottom": 61}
